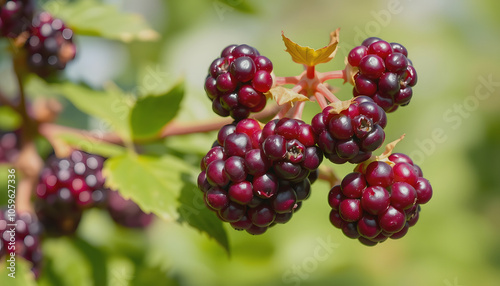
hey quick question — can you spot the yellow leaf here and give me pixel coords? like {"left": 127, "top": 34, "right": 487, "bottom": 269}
{"left": 282, "top": 28, "right": 340, "bottom": 66}
{"left": 328, "top": 98, "right": 354, "bottom": 114}
{"left": 265, "top": 86, "right": 309, "bottom": 106}
{"left": 344, "top": 57, "right": 359, "bottom": 85}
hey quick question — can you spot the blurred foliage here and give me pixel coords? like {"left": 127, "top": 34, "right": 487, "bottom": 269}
{"left": 1, "top": 0, "right": 500, "bottom": 285}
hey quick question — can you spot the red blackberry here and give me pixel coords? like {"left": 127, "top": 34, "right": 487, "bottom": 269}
{"left": 348, "top": 38, "right": 417, "bottom": 112}
{"left": 198, "top": 118, "right": 319, "bottom": 235}
{"left": 25, "top": 12, "right": 76, "bottom": 77}
{"left": 205, "top": 44, "right": 273, "bottom": 120}
{"left": 0, "top": 130, "right": 20, "bottom": 163}
{"left": 35, "top": 150, "right": 108, "bottom": 235}
{"left": 312, "top": 96, "right": 387, "bottom": 164}
{"left": 328, "top": 153, "right": 432, "bottom": 245}
{"left": 0, "top": 0, "right": 34, "bottom": 38}
{"left": 0, "top": 209, "right": 43, "bottom": 278}
{"left": 106, "top": 190, "right": 154, "bottom": 228}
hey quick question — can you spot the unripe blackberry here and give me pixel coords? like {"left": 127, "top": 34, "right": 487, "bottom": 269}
{"left": 25, "top": 12, "right": 76, "bottom": 77}
{"left": 205, "top": 44, "right": 273, "bottom": 120}
{"left": 328, "top": 153, "right": 432, "bottom": 245}
{"left": 348, "top": 38, "right": 418, "bottom": 112}
{"left": 0, "top": 0, "right": 34, "bottom": 38}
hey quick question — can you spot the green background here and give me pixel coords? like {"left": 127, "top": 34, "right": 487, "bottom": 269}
{"left": 2, "top": 0, "right": 500, "bottom": 285}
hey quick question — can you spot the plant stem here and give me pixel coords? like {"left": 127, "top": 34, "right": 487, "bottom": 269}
{"left": 12, "top": 64, "right": 42, "bottom": 214}
{"left": 317, "top": 83, "right": 340, "bottom": 103}
{"left": 314, "top": 92, "right": 328, "bottom": 110}
{"left": 319, "top": 70, "right": 345, "bottom": 82}
{"left": 306, "top": 65, "right": 315, "bottom": 79}
{"left": 291, "top": 101, "right": 305, "bottom": 119}
{"left": 274, "top": 76, "right": 300, "bottom": 86}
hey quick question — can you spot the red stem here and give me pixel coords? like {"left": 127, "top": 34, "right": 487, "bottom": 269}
{"left": 316, "top": 83, "right": 340, "bottom": 103}
{"left": 275, "top": 76, "right": 300, "bottom": 86}
{"left": 314, "top": 92, "right": 328, "bottom": 110}
{"left": 291, "top": 101, "right": 306, "bottom": 119}
{"left": 306, "top": 66, "right": 315, "bottom": 79}
{"left": 319, "top": 70, "right": 345, "bottom": 82}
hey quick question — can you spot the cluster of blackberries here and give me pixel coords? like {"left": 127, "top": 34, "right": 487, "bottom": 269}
{"left": 348, "top": 37, "right": 418, "bottom": 112}
{"left": 204, "top": 44, "right": 273, "bottom": 120}
{"left": 328, "top": 153, "right": 432, "bottom": 246}
{"left": 312, "top": 96, "right": 387, "bottom": 164}
{"left": 0, "top": 0, "right": 34, "bottom": 38}
{"left": 35, "top": 150, "right": 153, "bottom": 236}
{"left": 198, "top": 118, "right": 320, "bottom": 235}
{"left": 0, "top": 209, "right": 43, "bottom": 278}
{"left": 0, "top": 1, "right": 76, "bottom": 77}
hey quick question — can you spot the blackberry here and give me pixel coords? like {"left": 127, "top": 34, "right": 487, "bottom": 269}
{"left": 328, "top": 153, "right": 432, "bottom": 245}
{"left": 205, "top": 44, "right": 273, "bottom": 120}
{"left": 198, "top": 118, "right": 320, "bottom": 235}
{"left": 106, "top": 190, "right": 154, "bottom": 228}
{"left": 312, "top": 96, "right": 387, "bottom": 164}
{"left": 0, "top": 130, "right": 20, "bottom": 163}
{"left": 348, "top": 38, "right": 418, "bottom": 112}
{"left": 0, "top": 0, "right": 34, "bottom": 38}
{"left": 0, "top": 209, "right": 43, "bottom": 278}
{"left": 35, "top": 150, "right": 108, "bottom": 236}
{"left": 25, "top": 12, "right": 76, "bottom": 78}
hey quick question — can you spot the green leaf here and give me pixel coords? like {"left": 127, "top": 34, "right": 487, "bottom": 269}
{"left": 177, "top": 181, "right": 230, "bottom": 254}
{"left": 44, "top": 0, "right": 159, "bottom": 42}
{"left": 55, "top": 132, "right": 127, "bottom": 158}
{"left": 0, "top": 106, "right": 21, "bottom": 130}
{"left": 102, "top": 153, "right": 195, "bottom": 220}
{"left": 130, "top": 82, "right": 184, "bottom": 141}
{"left": 0, "top": 258, "right": 37, "bottom": 285}
{"left": 49, "top": 82, "right": 133, "bottom": 141}
{"left": 39, "top": 237, "right": 94, "bottom": 286}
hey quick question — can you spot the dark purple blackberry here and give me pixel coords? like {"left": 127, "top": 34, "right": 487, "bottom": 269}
{"left": 25, "top": 12, "right": 76, "bottom": 78}
{"left": 0, "top": 209, "right": 43, "bottom": 279}
{"left": 35, "top": 150, "right": 108, "bottom": 235}
{"left": 312, "top": 96, "right": 387, "bottom": 164}
{"left": 205, "top": 44, "right": 273, "bottom": 120}
{"left": 106, "top": 190, "right": 154, "bottom": 228}
{"left": 0, "top": 0, "right": 34, "bottom": 38}
{"left": 328, "top": 153, "right": 432, "bottom": 245}
{"left": 198, "top": 118, "right": 319, "bottom": 235}
{"left": 0, "top": 130, "right": 20, "bottom": 163}
{"left": 348, "top": 38, "right": 418, "bottom": 112}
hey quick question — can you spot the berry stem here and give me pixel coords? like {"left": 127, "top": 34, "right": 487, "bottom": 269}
{"left": 318, "top": 164, "right": 341, "bottom": 187}
{"left": 317, "top": 83, "right": 340, "bottom": 103}
{"left": 314, "top": 92, "right": 329, "bottom": 110}
{"left": 306, "top": 65, "right": 315, "bottom": 79}
{"left": 274, "top": 75, "right": 301, "bottom": 86}
{"left": 318, "top": 70, "right": 345, "bottom": 82}
{"left": 273, "top": 103, "right": 292, "bottom": 120}
{"left": 40, "top": 104, "right": 282, "bottom": 148}
{"left": 290, "top": 100, "right": 306, "bottom": 120}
